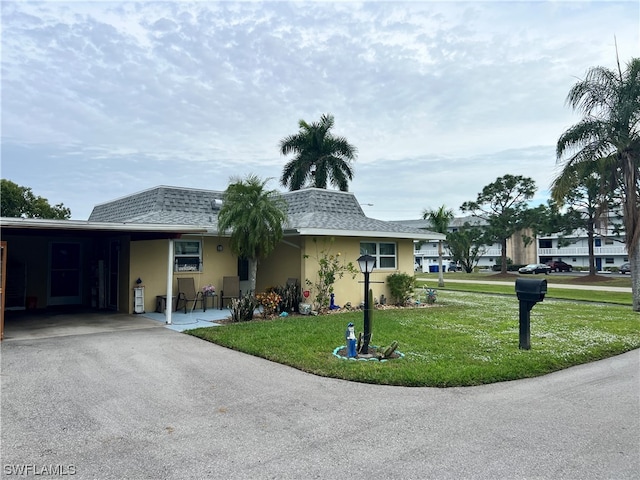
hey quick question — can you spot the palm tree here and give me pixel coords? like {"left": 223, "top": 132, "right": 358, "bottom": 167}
{"left": 217, "top": 175, "right": 288, "bottom": 294}
{"left": 556, "top": 56, "right": 640, "bottom": 310}
{"left": 551, "top": 159, "right": 616, "bottom": 276}
{"left": 423, "top": 205, "right": 454, "bottom": 287}
{"left": 280, "top": 114, "right": 357, "bottom": 191}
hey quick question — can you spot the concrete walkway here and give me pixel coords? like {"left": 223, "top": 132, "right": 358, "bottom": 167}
{"left": 1, "top": 315, "right": 638, "bottom": 479}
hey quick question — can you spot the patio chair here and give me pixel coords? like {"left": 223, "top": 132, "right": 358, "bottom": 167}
{"left": 176, "top": 277, "right": 204, "bottom": 313}
{"left": 220, "top": 276, "right": 241, "bottom": 309}
{"left": 286, "top": 277, "right": 299, "bottom": 286}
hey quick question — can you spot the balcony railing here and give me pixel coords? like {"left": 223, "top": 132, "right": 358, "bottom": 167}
{"left": 537, "top": 246, "right": 627, "bottom": 256}
{"left": 415, "top": 247, "right": 503, "bottom": 257}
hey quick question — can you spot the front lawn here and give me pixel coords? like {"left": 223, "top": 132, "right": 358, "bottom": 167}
{"left": 187, "top": 291, "right": 640, "bottom": 387}
{"left": 422, "top": 281, "right": 632, "bottom": 305}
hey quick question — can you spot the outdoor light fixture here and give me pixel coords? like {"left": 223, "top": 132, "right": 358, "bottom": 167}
{"left": 357, "top": 254, "right": 376, "bottom": 354}
{"left": 357, "top": 254, "right": 376, "bottom": 274}
{"left": 217, "top": 244, "right": 223, "bottom": 252}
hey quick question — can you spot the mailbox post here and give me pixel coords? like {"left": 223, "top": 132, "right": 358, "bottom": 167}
{"left": 515, "top": 278, "right": 547, "bottom": 350}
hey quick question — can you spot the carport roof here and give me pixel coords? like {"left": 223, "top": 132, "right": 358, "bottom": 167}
{"left": 0, "top": 216, "right": 207, "bottom": 236}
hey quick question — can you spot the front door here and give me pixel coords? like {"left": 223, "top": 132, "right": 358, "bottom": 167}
{"left": 48, "top": 242, "right": 82, "bottom": 305}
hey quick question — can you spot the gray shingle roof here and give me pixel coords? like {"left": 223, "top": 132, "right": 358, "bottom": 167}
{"left": 89, "top": 186, "right": 444, "bottom": 240}
{"left": 89, "top": 186, "right": 224, "bottom": 226}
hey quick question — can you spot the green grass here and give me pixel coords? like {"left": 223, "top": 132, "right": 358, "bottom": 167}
{"left": 417, "top": 271, "right": 632, "bottom": 288}
{"left": 418, "top": 281, "right": 632, "bottom": 305}
{"left": 416, "top": 272, "right": 633, "bottom": 305}
{"left": 187, "top": 290, "right": 640, "bottom": 387}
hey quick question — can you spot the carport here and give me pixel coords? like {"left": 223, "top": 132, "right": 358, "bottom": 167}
{"left": 0, "top": 217, "right": 206, "bottom": 340}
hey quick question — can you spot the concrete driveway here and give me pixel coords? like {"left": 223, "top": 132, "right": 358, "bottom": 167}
{"left": 1, "top": 315, "right": 638, "bottom": 479}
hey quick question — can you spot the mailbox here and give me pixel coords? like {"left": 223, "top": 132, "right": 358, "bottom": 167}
{"left": 514, "top": 278, "right": 547, "bottom": 350}
{"left": 515, "top": 278, "right": 547, "bottom": 303}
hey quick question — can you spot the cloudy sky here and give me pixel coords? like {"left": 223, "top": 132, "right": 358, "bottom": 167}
{"left": 2, "top": 1, "right": 638, "bottom": 221}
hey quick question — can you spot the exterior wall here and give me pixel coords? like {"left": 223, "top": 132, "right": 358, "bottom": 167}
{"left": 127, "top": 236, "right": 237, "bottom": 314}
{"left": 256, "top": 238, "right": 303, "bottom": 292}
{"left": 537, "top": 235, "right": 628, "bottom": 270}
{"left": 506, "top": 229, "right": 537, "bottom": 265}
{"left": 300, "top": 236, "right": 414, "bottom": 307}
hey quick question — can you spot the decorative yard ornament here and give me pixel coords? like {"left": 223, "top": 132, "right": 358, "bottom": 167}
{"left": 329, "top": 293, "right": 340, "bottom": 310}
{"left": 345, "top": 322, "right": 357, "bottom": 358}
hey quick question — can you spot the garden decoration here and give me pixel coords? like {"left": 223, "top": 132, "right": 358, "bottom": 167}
{"left": 329, "top": 293, "right": 340, "bottom": 310}
{"left": 345, "top": 322, "right": 357, "bottom": 358}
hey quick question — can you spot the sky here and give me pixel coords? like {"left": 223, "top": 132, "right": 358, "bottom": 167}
{"left": 1, "top": 0, "right": 638, "bottom": 221}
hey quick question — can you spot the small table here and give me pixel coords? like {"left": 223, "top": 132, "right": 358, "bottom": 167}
{"left": 203, "top": 293, "right": 218, "bottom": 311}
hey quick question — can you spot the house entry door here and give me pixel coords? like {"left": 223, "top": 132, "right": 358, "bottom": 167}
{"left": 48, "top": 242, "right": 82, "bottom": 305}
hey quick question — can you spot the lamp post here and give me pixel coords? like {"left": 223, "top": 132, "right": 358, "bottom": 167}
{"left": 357, "top": 254, "right": 376, "bottom": 354}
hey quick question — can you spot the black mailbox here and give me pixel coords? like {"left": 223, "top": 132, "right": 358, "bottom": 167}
{"left": 514, "top": 278, "right": 547, "bottom": 350}
{"left": 516, "top": 278, "right": 547, "bottom": 302}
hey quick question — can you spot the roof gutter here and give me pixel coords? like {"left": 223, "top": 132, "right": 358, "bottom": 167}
{"left": 285, "top": 227, "right": 446, "bottom": 241}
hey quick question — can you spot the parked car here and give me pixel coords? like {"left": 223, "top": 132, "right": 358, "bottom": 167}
{"left": 620, "top": 262, "right": 631, "bottom": 274}
{"left": 546, "top": 260, "right": 573, "bottom": 272}
{"left": 519, "top": 263, "right": 551, "bottom": 275}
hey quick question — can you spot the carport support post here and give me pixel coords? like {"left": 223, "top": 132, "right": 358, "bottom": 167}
{"left": 519, "top": 301, "right": 533, "bottom": 350}
{"left": 166, "top": 239, "right": 173, "bottom": 325}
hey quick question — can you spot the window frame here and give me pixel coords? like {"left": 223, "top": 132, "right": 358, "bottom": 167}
{"left": 174, "top": 240, "right": 203, "bottom": 273}
{"left": 360, "top": 241, "right": 397, "bottom": 270}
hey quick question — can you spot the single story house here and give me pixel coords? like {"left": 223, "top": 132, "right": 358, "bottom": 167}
{"left": 0, "top": 186, "right": 444, "bottom": 336}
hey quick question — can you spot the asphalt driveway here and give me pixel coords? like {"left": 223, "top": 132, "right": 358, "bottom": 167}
{"left": 1, "top": 316, "right": 639, "bottom": 479}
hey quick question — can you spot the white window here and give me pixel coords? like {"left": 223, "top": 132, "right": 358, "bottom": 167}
{"left": 360, "top": 241, "right": 397, "bottom": 269}
{"left": 174, "top": 240, "right": 202, "bottom": 272}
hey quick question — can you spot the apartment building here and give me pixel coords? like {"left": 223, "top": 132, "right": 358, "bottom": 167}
{"left": 398, "top": 215, "right": 628, "bottom": 272}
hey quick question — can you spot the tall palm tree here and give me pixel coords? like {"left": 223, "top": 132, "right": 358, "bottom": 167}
{"left": 280, "top": 114, "right": 357, "bottom": 191}
{"left": 423, "top": 205, "right": 454, "bottom": 287}
{"left": 556, "top": 56, "right": 640, "bottom": 310}
{"left": 217, "top": 175, "right": 288, "bottom": 294}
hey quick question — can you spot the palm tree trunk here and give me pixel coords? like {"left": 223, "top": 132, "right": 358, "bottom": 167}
{"left": 631, "top": 242, "right": 640, "bottom": 312}
{"left": 437, "top": 240, "right": 444, "bottom": 287}
{"left": 248, "top": 257, "right": 258, "bottom": 295}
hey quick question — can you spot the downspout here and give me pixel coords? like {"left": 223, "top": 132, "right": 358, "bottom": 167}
{"left": 166, "top": 238, "right": 173, "bottom": 325}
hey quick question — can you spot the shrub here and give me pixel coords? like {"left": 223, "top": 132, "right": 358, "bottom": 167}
{"left": 386, "top": 273, "right": 416, "bottom": 305}
{"left": 256, "top": 291, "right": 282, "bottom": 318}
{"left": 230, "top": 293, "right": 260, "bottom": 322}
{"left": 305, "top": 239, "right": 358, "bottom": 312}
{"left": 424, "top": 287, "right": 437, "bottom": 304}
{"left": 272, "top": 282, "right": 301, "bottom": 313}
